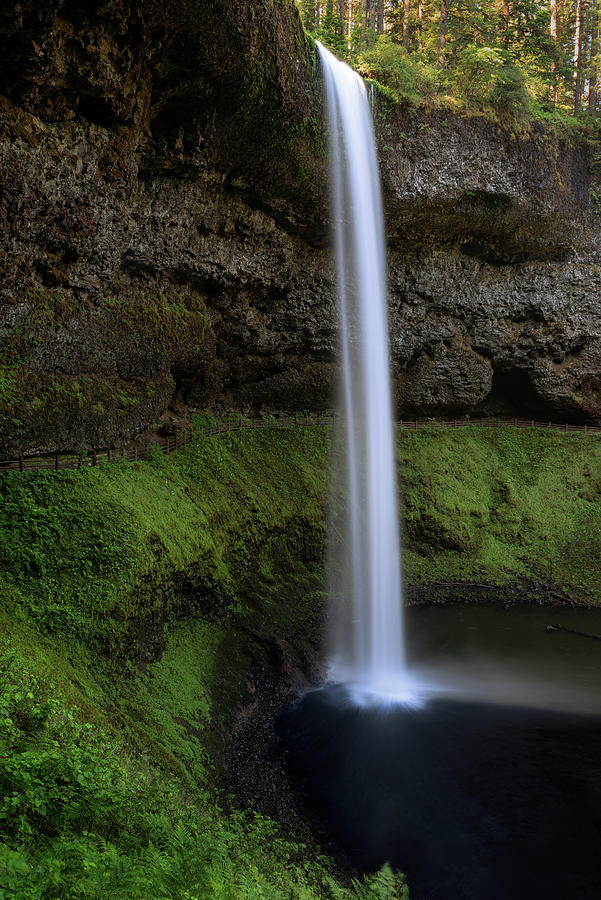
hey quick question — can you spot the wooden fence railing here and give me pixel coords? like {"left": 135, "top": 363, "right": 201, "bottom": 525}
{"left": 0, "top": 414, "right": 599, "bottom": 473}
{"left": 0, "top": 415, "right": 333, "bottom": 473}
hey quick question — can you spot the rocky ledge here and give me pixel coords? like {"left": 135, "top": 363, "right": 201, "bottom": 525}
{"left": 0, "top": 0, "right": 599, "bottom": 454}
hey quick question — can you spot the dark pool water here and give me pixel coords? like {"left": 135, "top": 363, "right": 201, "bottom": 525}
{"left": 276, "top": 605, "right": 601, "bottom": 900}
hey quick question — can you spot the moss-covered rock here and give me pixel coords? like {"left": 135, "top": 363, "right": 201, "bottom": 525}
{"left": 400, "top": 426, "right": 601, "bottom": 603}
{"left": 1, "top": 425, "right": 601, "bottom": 895}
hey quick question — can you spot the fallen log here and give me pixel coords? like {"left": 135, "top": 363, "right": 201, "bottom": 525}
{"left": 546, "top": 624, "right": 601, "bottom": 642}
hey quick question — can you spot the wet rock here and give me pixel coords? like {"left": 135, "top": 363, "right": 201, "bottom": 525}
{"left": 396, "top": 341, "right": 493, "bottom": 415}
{"left": 0, "top": 0, "right": 599, "bottom": 453}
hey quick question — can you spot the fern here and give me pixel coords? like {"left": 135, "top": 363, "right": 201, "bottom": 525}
{"left": 86, "top": 843, "right": 148, "bottom": 900}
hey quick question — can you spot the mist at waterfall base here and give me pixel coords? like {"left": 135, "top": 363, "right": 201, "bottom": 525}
{"left": 277, "top": 607, "right": 601, "bottom": 899}
{"left": 275, "top": 44, "right": 601, "bottom": 900}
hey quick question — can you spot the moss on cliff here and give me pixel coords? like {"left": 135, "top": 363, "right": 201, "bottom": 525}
{"left": 0, "top": 282, "right": 220, "bottom": 454}
{"left": 400, "top": 426, "right": 601, "bottom": 602}
{"left": 2, "top": 425, "right": 601, "bottom": 895}
{"left": 0, "top": 424, "right": 329, "bottom": 655}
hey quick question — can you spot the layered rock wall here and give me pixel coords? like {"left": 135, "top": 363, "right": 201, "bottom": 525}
{"left": 0, "top": 0, "right": 599, "bottom": 453}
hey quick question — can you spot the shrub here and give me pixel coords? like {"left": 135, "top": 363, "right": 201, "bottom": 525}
{"left": 450, "top": 45, "right": 530, "bottom": 114}
{"left": 357, "top": 37, "right": 438, "bottom": 104}
{"left": 0, "top": 649, "right": 408, "bottom": 899}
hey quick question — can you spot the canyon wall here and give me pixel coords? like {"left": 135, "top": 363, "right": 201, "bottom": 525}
{"left": 0, "top": 0, "right": 598, "bottom": 453}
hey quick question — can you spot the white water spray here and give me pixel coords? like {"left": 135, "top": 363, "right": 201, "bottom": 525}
{"left": 318, "top": 43, "right": 417, "bottom": 703}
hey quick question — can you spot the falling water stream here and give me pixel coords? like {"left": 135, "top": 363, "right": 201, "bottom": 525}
{"left": 275, "top": 45, "right": 601, "bottom": 899}
{"left": 317, "top": 42, "right": 414, "bottom": 702}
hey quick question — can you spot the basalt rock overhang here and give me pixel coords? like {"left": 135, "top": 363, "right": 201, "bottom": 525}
{"left": 0, "top": 0, "right": 598, "bottom": 455}
{"left": 377, "top": 102, "right": 591, "bottom": 263}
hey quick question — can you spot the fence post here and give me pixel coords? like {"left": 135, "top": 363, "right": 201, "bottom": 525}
{"left": 585, "top": 424, "right": 588, "bottom": 434}
{"left": 565, "top": 423, "right": 568, "bottom": 432}
{"left": 55, "top": 452, "right": 59, "bottom": 470}
{"left": 78, "top": 452, "right": 82, "bottom": 468}
{"left": 134, "top": 446, "right": 138, "bottom": 462}
{"left": 122, "top": 447, "right": 126, "bottom": 460}
{"left": 92, "top": 450, "right": 97, "bottom": 466}
{"left": 18, "top": 453, "right": 23, "bottom": 472}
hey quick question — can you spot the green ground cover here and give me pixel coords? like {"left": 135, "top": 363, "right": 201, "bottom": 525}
{"left": 400, "top": 427, "right": 601, "bottom": 600}
{"left": 0, "top": 424, "right": 600, "bottom": 897}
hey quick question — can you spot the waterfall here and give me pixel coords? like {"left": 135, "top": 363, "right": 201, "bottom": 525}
{"left": 317, "top": 42, "right": 413, "bottom": 702}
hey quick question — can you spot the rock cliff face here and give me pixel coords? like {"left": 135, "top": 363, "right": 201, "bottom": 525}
{"left": 0, "top": 0, "right": 599, "bottom": 454}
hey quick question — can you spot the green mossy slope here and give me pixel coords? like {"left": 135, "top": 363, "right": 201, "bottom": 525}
{"left": 0, "top": 423, "right": 330, "bottom": 656}
{"left": 0, "top": 425, "right": 365, "bottom": 899}
{"left": 1, "top": 424, "right": 601, "bottom": 897}
{"left": 400, "top": 427, "right": 601, "bottom": 601}
{"left": 0, "top": 644, "right": 408, "bottom": 899}
{"left": 0, "top": 426, "right": 410, "bottom": 899}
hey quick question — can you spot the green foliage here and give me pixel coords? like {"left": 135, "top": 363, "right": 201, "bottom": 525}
{"left": 355, "top": 36, "right": 534, "bottom": 118}
{"left": 0, "top": 655, "right": 158, "bottom": 849}
{"left": 298, "top": 0, "right": 601, "bottom": 126}
{"left": 358, "top": 38, "right": 438, "bottom": 104}
{"left": 0, "top": 428, "right": 329, "bottom": 656}
{"left": 400, "top": 427, "right": 601, "bottom": 600}
{"left": 328, "top": 864, "right": 409, "bottom": 899}
{"left": 0, "top": 648, "right": 406, "bottom": 900}
{"left": 450, "top": 46, "right": 530, "bottom": 114}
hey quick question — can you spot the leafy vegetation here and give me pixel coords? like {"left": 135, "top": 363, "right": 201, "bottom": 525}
{"left": 0, "top": 427, "right": 410, "bottom": 899}
{"left": 0, "top": 422, "right": 330, "bottom": 656}
{"left": 297, "top": 0, "right": 601, "bottom": 143}
{"left": 2, "top": 424, "right": 601, "bottom": 896}
{"left": 0, "top": 649, "right": 408, "bottom": 899}
{"left": 400, "top": 426, "right": 601, "bottom": 600}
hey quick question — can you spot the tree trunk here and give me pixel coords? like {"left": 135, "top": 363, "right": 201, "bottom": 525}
{"left": 377, "top": 0, "right": 385, "bottom": 33}
{"left": 364, "top": 0, "right": 376, "bottom": 41}
{"left": 573, "top": 0, "right": 584, "bottom": 113}
{"left": 550, "top": 0, "right": 558, "bottom": 104}
{"left": 403, "top": 0, "right": 411, "bottom": 48}
{"left": 418, "top": 0, "right": 423, "bottom": 47}
{"left": 437, "top": 0, "right": 448, "bottom": 68}
{"left": 501, "top": 0, "right": 511, "bottom": 45}
{"left": 336, "top": 0, "right": 346, "bottom": 42}
{"left": 590, "top": 0, "right": 600, "bottom": 112}
{"left": 369, "top": 0, "right": 377, "bottom": 33}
